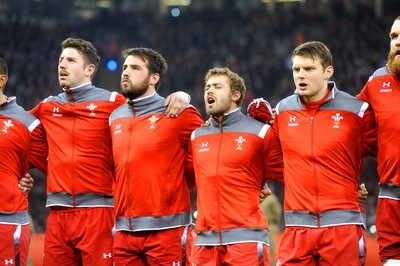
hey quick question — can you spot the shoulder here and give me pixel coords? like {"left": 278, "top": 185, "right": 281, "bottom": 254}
{"left": 276, "top": 94, "right": 300, "bottom": 113}
{"left": 3, "top": 101, "right": 40, "bottom": 130}
{"left": 370, "top": 66, "right": 390, "bottom": 80}
{"left": 109, "top": 103, "right": 129, "bottom": 123}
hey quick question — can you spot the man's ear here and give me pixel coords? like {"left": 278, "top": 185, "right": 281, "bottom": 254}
{"left": 232, "top": 90, "right": 241, "bottom": 101}
{"left": 86, "top": 64, "right": 96, "bottom": 77}
{"left": 150, "top": 73, "right": 160, "bottom": 86}
{"left": 325, "top": 65, "right": 334, "bottom": 80}
{"left": 0, "top": 74, "right": 8, "bottom": 91}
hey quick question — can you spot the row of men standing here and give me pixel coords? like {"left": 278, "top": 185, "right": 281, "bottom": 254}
{"left": 0, "top": 15, "right": 400, "bottom": 266}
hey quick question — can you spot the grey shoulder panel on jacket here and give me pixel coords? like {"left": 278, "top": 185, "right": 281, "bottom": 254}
{"left": 45, "top": 87, "right": 118, "bottom": 104}
{"left": 276, "top": 95, "right": 303, "bottom": 113}
{"left": 193, "top": 115, "right": 269, "bottom": 139}
{"left": 277, "top": 91, "right": 367, "bottom": 116}
{"left": 371, "top": 67, "right": 389, "bottom": 79}
{"left": 0, "top": 101, "right": 39, "bottom": 130}
{"left": 320, "top": 90, "right": 367, "bottom": 115}
{"left": 78, "top": 88, "right": 119, "bottom": 103}
{"left": 109, "top": 104, "right": 130, "bottom": 124}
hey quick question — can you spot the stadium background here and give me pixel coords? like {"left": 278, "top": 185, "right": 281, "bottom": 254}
{"left": 1, "top": 0, "right": 399, "bottom": 264}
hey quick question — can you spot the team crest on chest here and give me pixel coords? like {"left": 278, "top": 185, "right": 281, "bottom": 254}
{"left": 235, "top": 136, "right": 246, "bottom": 151}
{"left": 87, "top": 103, "right": 98, "bottom": 116}
{"left": 332, "top": 113, "right": 343, "bottom": 129}
{"left": 148, "top": 115, "right": 159, "bottom": 130}
{"left": 1, "top": 119, "right": 14, "bottom": 134}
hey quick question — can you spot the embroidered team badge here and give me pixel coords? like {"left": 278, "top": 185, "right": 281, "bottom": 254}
{"left": 235, "top": 136, "right": 246, "bottom": 151}
{"left": 148, "top": 115, "right": 159, "bottom": 130}
{"left": 1, "top": 119, "right": 14, "bottom": 134}
{"left": 332, "top": 113, "right": 343, "bottom": 129}
{"left": 87, "top": 103, "right": 98, "bottom": 116}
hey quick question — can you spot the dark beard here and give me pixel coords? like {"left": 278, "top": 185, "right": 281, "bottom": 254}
{"left": 121, "top": 78, "right": 150, "bottom": 100}
{"left": 387, "top": 51, "right": 400, "bottom": 78}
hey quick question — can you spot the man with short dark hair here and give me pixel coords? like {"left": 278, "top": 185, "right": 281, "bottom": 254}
{"left": 110, "top": 47, "right": 204, "bottom": 265}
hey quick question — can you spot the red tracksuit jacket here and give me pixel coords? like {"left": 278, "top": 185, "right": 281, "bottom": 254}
{"left": 358, "top": 66, "right": 400, "bottom": 195}
{"left": 186, "top": 108, "right": 283, "bottom": 245}
{"left": 0, "top": 96, "right": 47, "bottom": 224}
{"left": 109, "top": 92, "right": 204, "bottom": 232}
{"left": 274, "top": 82, "right": 377, "bottom": 228}
{"left": 31, "top": 83, "right": 126, "bottom": 208}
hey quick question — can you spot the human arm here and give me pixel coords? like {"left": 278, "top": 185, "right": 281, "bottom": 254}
{"left": 356, "top": 80, "right": 370, "bottom": 103}
{"left": 19, "top": 121, "right": 47, "bottom": 193}
{"left": 264, "top": 124, "right": 284, "bottom": 182}
{"left": 180, "top": 107, "right": 204, "bottom": 189}
{"left": 361, "top": 105, "right": 378, "bottom": 158}
{"left": 164, "top": 91, "right": 191, "bottom": 118}
{"left": 28, "top": 121, "right": 48, "bottom": 174}
{"left": 357, "top": 81, "right": 378, "bottom": 158}
{"left": 185, "top": 142, "right": 196, "bottom": 189}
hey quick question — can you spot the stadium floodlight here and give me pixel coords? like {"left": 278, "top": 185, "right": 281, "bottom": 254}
{"left": 161, "top": 0, "right": 191, "bottom": 6}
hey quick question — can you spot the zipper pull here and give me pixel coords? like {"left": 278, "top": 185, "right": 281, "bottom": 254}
{"left": 310, "top": 116, "right": 314, "bottom": 125}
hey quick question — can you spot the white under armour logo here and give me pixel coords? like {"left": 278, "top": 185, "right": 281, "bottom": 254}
{"left": 382, "top": 82, "right": 391, "bottom": 88}
{"left": 103, "top": 253, "right": 112, "bottom": 259}
{"left": 171, "top": 262, "right": 180, "bottom": 266}
{"left": 4, "top": 259, "right": 13, "bottom": 265}
{"left": 53, "top": 107, "right": 59, "bottom": 112}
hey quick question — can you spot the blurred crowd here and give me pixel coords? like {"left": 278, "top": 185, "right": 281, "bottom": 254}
{"left": 0, "top": 0, "right": 395, "bottom": 233}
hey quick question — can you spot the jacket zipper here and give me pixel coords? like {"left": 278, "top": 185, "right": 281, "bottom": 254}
{"left": 129, "top": 104, "right": 137, "bottom": 230}
{"left": 310, "top": 115, "right": 321, "bottom": 227}
{"left": 216, "top": 121, "right": 224, "bottom": 244}
{"left": 66, "top": 88, "right": 77, "bottom": 207}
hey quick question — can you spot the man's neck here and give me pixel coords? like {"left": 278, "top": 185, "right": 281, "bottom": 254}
{"left": 0, "top": 92, "right": 6, "bottom": 105}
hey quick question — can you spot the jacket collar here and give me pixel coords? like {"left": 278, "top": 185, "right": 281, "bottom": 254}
{"left": 127, "top": 92, "right": 163, "bottom": 107}
{"left": 62, "top": 82, "right": 92, "bottom": 92}
{"left": 210, "top": 108, "right": 243, "bottom": 127}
